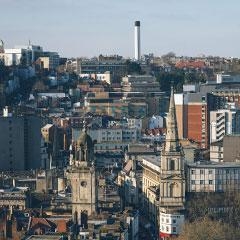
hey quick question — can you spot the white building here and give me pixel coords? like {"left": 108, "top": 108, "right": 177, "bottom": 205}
{"left": 210, "top": 141, "right": 224, "bottom": 162}
{"left": 160, "top": 212, "right": 184, "bottom": 237}
{"left": 4, "top": 45, "right": 43, "bottom": 66}
{"left": 148, "top": 115, "right": 163, "bottom": 129}
{"left": 187, "top": 161, "right": 240, "bottom": 192}
{"left": 210, "top": 109, "right": 236, "bottom": 143}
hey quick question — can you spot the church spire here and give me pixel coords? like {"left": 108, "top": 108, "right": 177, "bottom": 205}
{"left": 164, "top": 87, "right": 180, "bottom": 152}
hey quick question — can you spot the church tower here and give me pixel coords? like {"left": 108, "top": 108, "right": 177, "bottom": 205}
{"left": 68, "top": 129, "right": 96, "bottom": 227}
{"left": 159, "top": 87, "right": 185, "bottom": 238}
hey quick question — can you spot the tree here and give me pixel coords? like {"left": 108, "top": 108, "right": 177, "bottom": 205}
{"left": 175, "top": 217, "right": 240, "bottom": 240}
{"left": 125, "top": 60, "right": 142, "bottom": 75}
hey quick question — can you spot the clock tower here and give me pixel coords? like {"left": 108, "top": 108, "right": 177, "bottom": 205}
{"left": 68, "top": 129, "right": 96, "bottom": 226}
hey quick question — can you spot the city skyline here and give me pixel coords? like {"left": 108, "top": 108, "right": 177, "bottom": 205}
{"left": 1, "top": 0, "right": 240, "bottom": 58}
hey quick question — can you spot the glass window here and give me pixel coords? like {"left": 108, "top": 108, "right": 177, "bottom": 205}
{"left": 191, "top": 170, "right": 195, "bottom": 174}
{"left": 200, "top": 180, "right": 204, "bottom": 185}
{"left": 209, "top": 180, "right": 213, "bottom": 185}
{"left": 173, "top": 227, "right": 177, "bottom": 233}
{"left": 209, "top": 170, "right": 213, "bottom": 174}
{"left": 191, "top": 180, "right": 195, "bottom": 185}
{"left": 200, "top": 170, "right": 204, "bottom": 174}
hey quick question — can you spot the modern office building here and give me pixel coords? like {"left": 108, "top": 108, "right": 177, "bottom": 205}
{"left": 210, "top": 109, "right": 240, "bottom": 143}
{"left": 0, "top": 112, "right": 41, "bottom": 170}
{"left": 187, "top": 161, "right": 240, "bottom": 192}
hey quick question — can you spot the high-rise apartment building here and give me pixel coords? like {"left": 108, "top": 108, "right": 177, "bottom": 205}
{"left": 0, "top": 112, "right": 41, "bottom": 170}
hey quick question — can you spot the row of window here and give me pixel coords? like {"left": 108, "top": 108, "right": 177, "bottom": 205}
{"left": 192, "top": 179, "right": 240, "bottom": 185}
{"left": 161, "top": 218, "right": 176, "bottom": 224}
{"left": 191, "top": 169, "right": 240, "bottom": 175}
{"left": 192, "top": 180, "right": 213, "bottom": 185}
{"left": 161, "top": 225, "right": 177, "bottom": 233}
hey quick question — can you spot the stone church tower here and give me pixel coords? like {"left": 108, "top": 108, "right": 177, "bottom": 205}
{"left": 68, "top": 129, "right": 96, "bottom": 226}
{"left": 159, "top": 87, "right": 185, "bottom": 237}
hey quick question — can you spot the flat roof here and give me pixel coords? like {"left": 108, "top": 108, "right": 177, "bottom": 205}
{"left": 187, "top": 161, "right": 240, "bottom": 168}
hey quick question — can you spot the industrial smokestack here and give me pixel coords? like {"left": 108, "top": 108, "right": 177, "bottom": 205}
{"left": 134, "top": 21, "right": 141, "bottom": 61}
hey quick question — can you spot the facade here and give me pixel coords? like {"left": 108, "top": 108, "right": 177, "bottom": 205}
{"left": 4, "top": 45, "right": 43, "bottom": 66}
{"left": 121, "top": 75, "right": 160, "bottom": 93}
{"left": 142, "top": 156, "right": 160, "bottom": 226}
{"left": 210, "top": 141, "right": 223, "bottom": 162}
{"left": 76, "top": 58, "right": 128, "bottom": 82}
{"left": 223, "top": 135, "right": 240, "bottom": 162}
{"left": 187, "top": 161, "right": 240, "bottom": 192}
{"left": 149, "top": 115, "right": 164, "bottom": 129}
{"left": 67, "top": 130, "right": 97, "bottom": 226}
{"left": 0, "top": 114, "right": 41, "bottom": 170}
{"left": 160, "top": 212, "right": 184, "bottom": 238}
{"left": 210, "top": 109, "right": 237, "bottom": 143}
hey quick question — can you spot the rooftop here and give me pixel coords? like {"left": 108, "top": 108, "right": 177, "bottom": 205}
{"left": 187, "top": 161, "right": 240, "bottom": 168}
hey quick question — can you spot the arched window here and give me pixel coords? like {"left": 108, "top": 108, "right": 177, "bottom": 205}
{"left": 169, "top": 184, "right": 174, "bottom": 197}
{"left": 170, "top": 159, "right": 175, "bottom": 170}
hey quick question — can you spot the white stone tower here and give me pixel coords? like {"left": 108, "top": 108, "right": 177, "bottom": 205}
{"left": 159, "top": 87, "right": 185, "bottom": 237}
{"left": 68, "top": 130, "right": 96, "bottom": 226}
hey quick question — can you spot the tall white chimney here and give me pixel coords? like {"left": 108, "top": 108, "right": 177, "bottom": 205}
{"left": 134, "top": 21, "right": 141, "bottom": 61}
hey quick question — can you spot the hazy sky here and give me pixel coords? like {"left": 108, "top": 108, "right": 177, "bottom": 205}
{"left": 1, "top": 0, "right": 240, "bottom": 58}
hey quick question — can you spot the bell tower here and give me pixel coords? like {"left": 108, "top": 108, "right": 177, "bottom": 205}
{"left": 68, "top": 129, "right": 96, "bottom": 226}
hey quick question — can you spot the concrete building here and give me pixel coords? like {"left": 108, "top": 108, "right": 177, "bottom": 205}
{"left": 76, "top": 58, "right": 128, "bottom": 82}
{"left": 121, "top": 75, "right": 160, "bottom": 93}
{"left": 174, "top": 92, "right": 221, "bottom": 149}
{"left": 0, "top": 113, "right": 41, "bottom": 170}
{"left": 223, "top": 135, "right": 240, "bottom": 162}
{"left": 210, "top": 109, "right": 238, "bottom": 143}
{"left": 210, "top": 140, "right": 224, "bottom": 162}
{"left": 187, "top": 161, "right": 240, "bottom": 192}
{"left": 4, "top": 45, "right": 43, "bottom": 66}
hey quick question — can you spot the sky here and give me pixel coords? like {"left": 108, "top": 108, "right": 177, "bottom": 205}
{"left": 1, "top": 0, "right": 240, "bottom": 58}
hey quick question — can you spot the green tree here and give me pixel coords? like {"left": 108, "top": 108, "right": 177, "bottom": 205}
{"left": 125, "top": 60, "right": 142, "bottom": 74}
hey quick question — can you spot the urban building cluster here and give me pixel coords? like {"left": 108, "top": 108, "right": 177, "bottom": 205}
{"left": 1, "top": 21, "right": 240, "bottom": 239}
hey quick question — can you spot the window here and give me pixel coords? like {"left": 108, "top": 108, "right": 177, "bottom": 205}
{"left": 166, "top": 226, "right": 169, "bottom": 232}
{"left": 200, "top": 180, "right": 204, "bottom": 185}
{"left": 166, "top": 218, "right": 169, "bottom": 223}
{"left": 191, "top": 180, "right": 195, "bottom": 185}
{"left": 173, "top": 219, "right": 176, "bottom": 224}
{"left": 209, "top": 170, "right": 213, "bottom": 174}
{"left": 209, "top": 180, "right": 213, "bottom": 185}
{"left": 170, "top": 160, "right": 175, "bottom": 170}
{"left": 169, "top": 184, "right": 174, "bottom": 197}
{"left": 200, "top": 170, "right": 204, "bottom": 174}
{"left": 191, "top": 170, "right": 195, "bottom": 174}
{"left": 173, "top": 227, "right": 177, "bottom": 233}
